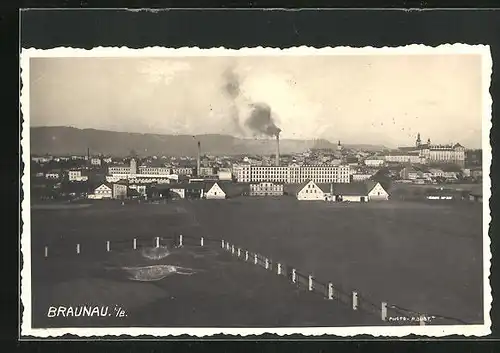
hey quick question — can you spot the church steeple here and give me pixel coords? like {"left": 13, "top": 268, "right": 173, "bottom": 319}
{"left": 416, "top": 133, "right": 421, "bottom": 147}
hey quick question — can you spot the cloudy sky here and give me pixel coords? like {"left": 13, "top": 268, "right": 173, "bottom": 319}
{"left": 29, "top": 54, "right": 484, "bottom": 148}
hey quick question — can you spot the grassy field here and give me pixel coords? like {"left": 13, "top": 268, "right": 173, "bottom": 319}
{"left": 29, "top": 196, "right": 484, "bottom": 327}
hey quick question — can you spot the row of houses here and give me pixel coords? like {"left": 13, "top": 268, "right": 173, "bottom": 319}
{"left": 86, "top": 179, "right": 390, "bottom": 202}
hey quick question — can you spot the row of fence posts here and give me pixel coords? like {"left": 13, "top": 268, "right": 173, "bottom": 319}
{"left": 43, "top": 233, "right": 189, "bottom": 258}
{"left": 43, "top": 234, "right": 427, "bottom": 326}
{"left": 220, "top": 238, "right": 427, "bottom": 326}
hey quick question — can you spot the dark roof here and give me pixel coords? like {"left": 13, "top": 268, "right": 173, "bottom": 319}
{"left": 316, "top": 183, "right": 332, "bottom": 193}
{"left": 170, "top": 182, "right": 205, "bottom": 190}
{"left": 332, "top": 182, "right": 370, "bottom": 196}
{"left": 205, "top": 181, "right": 248, "bottom": 197}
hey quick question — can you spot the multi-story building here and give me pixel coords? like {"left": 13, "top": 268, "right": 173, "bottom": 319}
{"left": 138, "top": 166, "right": 171, "bottom": 175}
{"left": 90, "top": 157, "right": 102, "bottom": 166}
{"left": 249, "top": 182, "right": 284, "bottom": 196}
{"left": 199, "top": 167, "right": 215, "bottom": 176}
{"left": 419, "top": 143, "right": 466, "bottom": 166}
{"left": 364, "top": 158, "right": 385, "bottom": 167}
{"left": 68, "top": 170, "right": 88, "bottom": 182}
{"left": 233, "top": 164, "right": 350, "bottom": 184}
{"left": 171, "top": 167, "right": 194, "bottom": 176}
{"left": 384, "top": 152, "right": 425, "bottom": 164}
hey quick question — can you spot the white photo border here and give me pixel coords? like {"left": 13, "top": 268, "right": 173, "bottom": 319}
{"left": 20, "top": 44, "right": 493, "bottom": 338}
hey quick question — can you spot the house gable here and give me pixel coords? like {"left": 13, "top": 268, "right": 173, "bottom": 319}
{"left": 297, "top": 180, "right": 327, "bottom": 200}
{"left": 95, "top": 184, "right": 112, "bottom": 192}
{"left": 206, "top": 182, "right": 226, "bottom": 198}
{"left": 367, "top": 182, "right": 389, "bottom": 199}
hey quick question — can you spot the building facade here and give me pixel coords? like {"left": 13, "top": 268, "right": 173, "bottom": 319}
{"left": 249, "top": 182, "right": 284, "bottom": 196}
{"left": 233, "top": 164, "right": 351, "bottom": 184}
{"left": 68, "top": 170, "right": 88, "bottom": 182}
{"left": 419, "top": 143, "right": 466, "bottom": 166}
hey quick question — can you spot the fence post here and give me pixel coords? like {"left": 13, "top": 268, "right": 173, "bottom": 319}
{"left": 179, "top": 234, "right": 183, "bottom": 247}
{"left": 419, "top": 315, "right": 425, "bottom": 326}
{"left": 308, "top": 275, "right": 313, "bottom": 291}
{"left": 200, "top": 237, "right": 204, "bottom": 247}
{"left": 133, "top": 238, "right": 137, "bottom": 250}
{"left": 231, "top": 245, "right": 235, "bottom": 255}
{"left": 328, "top": 283, "right": 334, "bottom": 300}
{"left": 277, "top": 263, "right": 282, "bottom": 275}
{"left": 44, "top": 246, "right": 48, "bottom": 258}
{"left": 381, "top": 302, "right": 388, "bottom": 321}
{"left": 106, "top": 241, "right": 110, "bottom": 252}
{"left": 245, "top": 250, "right": 249, "bottom": 261}
{"left": 226, "top": 242, "right": 230, "bottom": 251}
{"left": 155, "top": 237, "right": 160, "bottom": 248}
{"left": 254, "top": 253, "right": 258, "bottom": 265}
{"left": 76, "top": 243, "right": 80, "bottom": 254}
{"left": 221, "top": 239, "right": 225, "bottom": 248}
{"left": 265, "top": 258, "right": 269, "bottom": 269}
{"left": 292, "top": 269, "right": 296, "bottom": 283}
{"left": 352, "top": 291, "right": 358, "bottom": 310}
{"left": 237, "top": 248, "right": 241, "bottom": 257}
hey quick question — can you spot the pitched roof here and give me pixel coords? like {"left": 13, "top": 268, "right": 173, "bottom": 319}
{"left": 316, "top": 183, "right": 332, "bottom": 193}
{"left": 205, "top": 181, "right": 248, "bottom": 197}
{"left": 332, "top": 182, "right": 369, "bottom": 196}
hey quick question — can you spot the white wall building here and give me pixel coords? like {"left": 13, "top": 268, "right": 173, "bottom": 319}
{"left": 352, "top": 174, "right": 373, "bottom": 181}
{"left": 296, "top": 180, "right": 331, "bottom": 201}
{"left": 249, "top": 182, "right": 284, "bottom": 196}
{"left": 68, "top": 170, "right": 88, "bottom": 182}
{"left": 233, "top": 164, "right": 350, "bottom": 184}
{"left": 88, "top": 183, "right": 112, "bottom": 199}
{"left": 90, "top": 158, "right": 101, "bottom": 166}
{"left": 205, "top": 182, "right": 226, "bottom": 199}
{"left": 364, "top": 158, "right": 385, "bottom": 167}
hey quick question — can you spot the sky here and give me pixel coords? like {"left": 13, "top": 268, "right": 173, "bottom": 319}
{"left": 29, "top": 54, "right": 484, "bottom": 148}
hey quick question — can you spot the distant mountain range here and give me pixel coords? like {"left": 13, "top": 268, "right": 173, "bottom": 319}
{"left": 28, "top": 126, "right": 387, "bottom": 157}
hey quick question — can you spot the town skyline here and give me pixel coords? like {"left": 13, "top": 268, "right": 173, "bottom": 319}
{"left": 29, "top": 54, "right": 484, "bottom": 149}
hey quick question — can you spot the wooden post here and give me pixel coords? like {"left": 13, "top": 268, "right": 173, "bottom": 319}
{"left": 352, "top": 291, "right": 358, "bottom": 310}
{"left": 245, "top": 250, "right": 249, "bottom": 261}
{"left": 254, "top": 253, "right": 258, "bottom": 265}
{"left": 237, "top": 248, "right": 241, "bottom": 257}
{"left": 226, "top": 242, "right": 230, "bottom": 251}
{"left": 221, "top": 239, "right": 225, "bottom": 248}
{"left": 381, "top": 302, "right": 388, "bottom": 321}
{"left": 308, "top": 275, "right": 313, "bottom": 291}
{"left": 44, "top": 246, "right": 48, "bottom": 258}
{"left": 106, "top": 241, "right": 110, "bottom": 252}
{"left": 231, "top": 245, "right": 235, "bottom": 255}
{"left": 265, "top": 258, "right": 269, "bottom": 269}
{"left": 133, "top": 238, "right": 137, "bottom": 250}
{"left": 76, "top": 243, "right": 80, "bottom": 254}
{"left": 155, "top": 237, "right": 160, "bottom": 248}
{"left": 200, "top": 237, "right": 204, "bottom": 247}
{"left": 328, "top": 283, "right": 334, "bottom": 300}
{"left": 179, "top": 234, "right": 183, "bottom": 247}
{"left": 292, "top": 269, "right": 296, "bottom": 283}
{"left": 277, "top": 263, "right": 282, "bottom": 275}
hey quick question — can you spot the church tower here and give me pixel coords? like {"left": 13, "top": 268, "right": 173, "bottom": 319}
{"left": 416, "top": 133, "right": 422, "bottom": 147}
{"left": 130, "top": 158, "right": 137, "bottom": 176}
{"left": 337, "top": 140, "right": 342, "bottom": 151}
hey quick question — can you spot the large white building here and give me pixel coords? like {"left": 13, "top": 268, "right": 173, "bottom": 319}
{"left": 249, "top": 182, "right": 284, "bottom": 196}
{"left": 107, "top": 159, "right": 178, "bottom": 183}
{"left": 233, "top": 164, "right": 351, "bottom": 184}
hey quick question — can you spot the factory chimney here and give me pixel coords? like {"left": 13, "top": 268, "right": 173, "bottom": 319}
{"left": 275, "top": 133, "right": 280, "bottom": 167}
{"left": 197, "top": 141, "right": 201, "bottom": 176}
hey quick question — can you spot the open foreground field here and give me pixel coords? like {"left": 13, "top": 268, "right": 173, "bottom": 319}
{"left": 28, "top": 196, "right": 484, "bottom": 327}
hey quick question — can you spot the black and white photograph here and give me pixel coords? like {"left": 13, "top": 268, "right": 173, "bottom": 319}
{"left": 20, "top": 45, "right": 492, "bottom": 337}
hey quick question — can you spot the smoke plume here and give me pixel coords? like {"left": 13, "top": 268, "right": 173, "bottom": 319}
{"left": 222, "top": 68, "right": 281, "bottom": 137}
{"left": 245, "top": 103, "right": 281, "bottom": 137}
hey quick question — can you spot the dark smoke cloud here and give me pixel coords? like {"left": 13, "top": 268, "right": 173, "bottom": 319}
{"left": 222, "top": 68, "right": 281, "bottom": 137}
{"left": 245, "top": 103, "right": 281, "bottom": 137}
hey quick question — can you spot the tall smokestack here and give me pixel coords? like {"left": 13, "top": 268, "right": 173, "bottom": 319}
{"left": 275, "top": 133, "right": 280, "bottom": 167}
{"left": 197, "top": 141, "right": 201, "bottom": 176}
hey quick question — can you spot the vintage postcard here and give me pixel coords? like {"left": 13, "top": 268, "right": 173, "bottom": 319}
{"left": 20, "top": 45, "right": 492, "bottom": 338}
